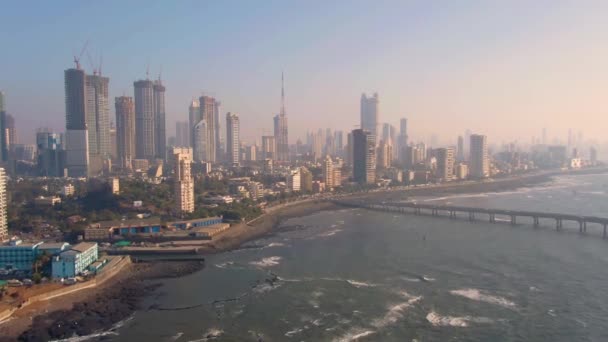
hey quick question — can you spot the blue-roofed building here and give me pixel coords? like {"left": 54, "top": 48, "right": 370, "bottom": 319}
{"left": 52, "top": 242, "right": 98, "bottom": 278}
{"left": 0, "top": 241, "right": 43, "bottom": 271}
{"left": 168, "top": 216, "right": 223, "bottom": 230}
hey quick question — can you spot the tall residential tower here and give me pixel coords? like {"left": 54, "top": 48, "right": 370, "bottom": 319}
{"left": 115, "top": 96, "right": 136, "bottom": 170}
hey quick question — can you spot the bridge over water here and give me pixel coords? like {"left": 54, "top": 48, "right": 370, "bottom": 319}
{"left": 333, "top": 200, "right": 608, "bottom": 239}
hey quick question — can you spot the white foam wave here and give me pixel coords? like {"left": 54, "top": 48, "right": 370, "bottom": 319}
{"left": 285, "top": 327, "right": 305, "bottom": 337}
{"left": 214, "top": 261, "right": 234, "bottom": 269}
{"left": 187, "top": 328, "right": 224, "bottom": 341}
{"left": 346, "top": 279, "right": 377, "bottom": 288}
{"left": 332, "top": 329, "right": 376, "bottom": 342}
{"left": 372, "top": 296, "right": 422, "bottom": 328}
{"left": 169, "top": 332, "right": 184, "bottom": 341}
{"left": 51, "top": 314, "right": 134, "bottom": 342}
{"left": 401, "top": 276, "right": 421, "bottom": 282}
{"left": 450, "top": 288, "right": 516, "bottom": 309}
{"left": 250, "top": 256, "right": 282, "bottom": 267}
{"left": 426, "top": 311, "right": 493, "bottom": 327}
{"left": 320, "top": 229, "right": 343, "bottom": 237}
{"left": 265, "top": 242, "right": 286, "bottom": 248}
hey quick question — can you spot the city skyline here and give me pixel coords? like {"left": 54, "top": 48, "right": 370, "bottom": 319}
{"left": 2, "top": 2, "right": 608, "bottom": 147}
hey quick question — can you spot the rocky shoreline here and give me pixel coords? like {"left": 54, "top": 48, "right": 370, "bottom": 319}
{"left": 9, "top": 261, "right": 204, "bottom": 342}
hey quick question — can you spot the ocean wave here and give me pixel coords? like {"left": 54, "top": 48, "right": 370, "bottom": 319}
{"left": 426, "top": 311, "right": 492, "bottom": 327}
{"left": 346, "top": 279, "right": 377, "bottom": 288}
{"left": 253, "top": 282, "right": 282, "bottom": 293}
{"left": 332, "top": 329, "right": 376, "bottom": 342}
{"left": 265, "top": 242, "right": 287, "bottom": 248}
{"left": 51, "top": 314, "right": 134, "bottom": 342}
{"left": 372, "top": 296, "right": 422, "bottom": 329}
{"left": 186, "top": 328, "right": 224, "bottom": 341}
{"left": 320, "top": 229, "right": 343, "bottom": 237}
{"left": 285, "top": 326, "right": 307, "bottom": 337}
{"left": 450, "top": 288, "right": 516, "bottom": 309}
{"left": 169, "top": 332, "right": 184, "bottom": 341}
{"left": 250, "top": 256, "right": 282, "bottom": 267}
{"left": 214, "top": 261, "right": 235, "bottom": 269}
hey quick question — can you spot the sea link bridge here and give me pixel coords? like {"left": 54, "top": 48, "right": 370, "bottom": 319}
{"left": 333, "top": 200, "right": 608, "bottom": 239}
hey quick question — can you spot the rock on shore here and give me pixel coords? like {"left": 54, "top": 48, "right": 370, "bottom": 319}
{"left": 12, "top": 261, "right": 204, "bottom": 342}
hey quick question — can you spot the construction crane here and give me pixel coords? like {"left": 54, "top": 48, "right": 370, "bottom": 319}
{"left": 73, "top": 40, "right": 89, "bottom": 70}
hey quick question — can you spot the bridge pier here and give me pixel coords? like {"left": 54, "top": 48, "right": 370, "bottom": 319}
{"left": 449, "top": 210, "right": 455, "bottom": 219}
{"left": 489, "top": 213, "right": 495, "bottom": 223}
{"left": 510, "top": 215, "right": 516, "bottom": 225}
{"left": 533, "top": 216, "right": 539, "bottom": 227}
{"left": 555, "top": 218, "right": 562, "bottom": 230}
{"left": 583, "top": 221, "right": 587, "bottom": 233}
{"left": 604, "top": 224, "right": 607, "bottom": 239}
{"left": 415, "top": 207, "right": 421, "bottom": 215}
{"left": 469, "top": 212, "right": 475, "bottom": 221}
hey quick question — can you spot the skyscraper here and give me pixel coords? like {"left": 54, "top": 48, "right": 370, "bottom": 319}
{"left": 261, "top": 136, "right": 276, "bottom": 160}
{"left": 436, "top": 147, "right": 455, "bottom": 181}
{"left": 193, "top": 119, "right": 208, "bottom": 162}
{"left": 115, "top": 96, "right": 136, "bottom": 170}
{"left": 226, "top": 112, "right": 240, "bottom": 166}
{"left": 85, "top": 73, "right": 110, "bottom": 175}
{"left": 274, "top": 73, "right": 289, "bottom": 162}
{"left": 0, "top": 91, "right": 5, "bottom": 112}
{"left": 352, "top": 129, "right": 376, "bottom": 184}
{"left": 457, "top": 136, "right": 464, "bottom": 161}
{"left": 470, "top": 134, "right": 489, "bottom": 178}
{"left": 0, "top": 168, "right": 6, "bottom": 241}
{"left": 0, "top": 112, "right": 8, "bottom": 162}
{"left": 360, "top": 93, "right": 379, "bottom": 140}
{"left": 134, "top": 79, "right": 155, "bottom": 160}
{"left": 175, "top": 121, "right": 190, "bottom": 147}
{"left": 199, "top": 96, "right": 218, "bottom": 162}
{"left": 334, "top": 131, "right": 344, "bottom": 156}
{"left": 188, "top": 99, "right": 200, "bottom": 148}
{"left": 65, "top": 68, "right": 90, "bottom": 177}
{"left": 173, "top": 147, "right": 194, "bottom": 215}
{"left": 153, "top": 79, "right": 166, "bottom": 161}
{"left": 37, "top": 130, "right": 65, "bottom": 177}
{"left": 5, "top": 114, "right": 16, "bottom": 149}
{"left": 323, "top": 155, "right": 335, "bottom": 188}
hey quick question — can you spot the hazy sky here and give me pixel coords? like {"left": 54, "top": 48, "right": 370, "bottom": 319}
{"left": 1, "top": 1, "right": 608, "bottom": 146}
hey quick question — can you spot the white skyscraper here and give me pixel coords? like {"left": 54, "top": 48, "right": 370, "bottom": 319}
{"left": 193, "top": 120, "right": 208, "bottom": 162}
{"left": 173, "top": 147, "right": 194, "bottom": 215}
{"left": 470, "top": 134, "right": 489, "bottom": 178}
{"left": 226, "top": 112, "right": 240, "bottom": 166}
{"left": 0, "top": 168, "right": 7, "bottom": 241}
{"left": 360, "top": 93, "right": 379, "bottom": 141}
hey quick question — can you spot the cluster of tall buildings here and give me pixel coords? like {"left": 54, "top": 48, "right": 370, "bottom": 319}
{"left": 63, "top": 62, "right": 166, "bottom": 177}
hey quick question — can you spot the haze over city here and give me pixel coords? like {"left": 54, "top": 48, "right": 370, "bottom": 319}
{"left": 2, "top": 1, "right": 608, "bottom": 146}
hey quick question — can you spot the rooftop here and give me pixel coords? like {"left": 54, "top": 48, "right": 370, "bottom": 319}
{"left": 168, "top": 216, "right": 222, "bottom": 225}
{"left": 89, "top": 218, "right": 161, "bottom": 229}
{"left": 71, "top": 242, "right": 97, "bottom": 253}
{"left": 38, "top": 242, "right": 70, "bottom": 250}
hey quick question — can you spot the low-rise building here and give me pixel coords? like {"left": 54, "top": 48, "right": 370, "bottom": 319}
{"left": 52, "top": 242, "right": 98, "bottom": 279}
{"left": 34, "top": 196, "right": 61, "bottom": 206}
{"left": 168, "top": 217, "right": 223, "bottom": 230}
{"left": 111, "top": 177, "right": 120, "bottom": 194}
{"left": 85, "top": 219, "right": 162, "bottom": 240}
{"left": 0, "top": 241, "right": 43, "bottom": 271}
{"left": 189, "top": 223, "right": 230, "bottom": 239}
{"left": 61, "top": 184, "right": 75, "bottom": 196}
